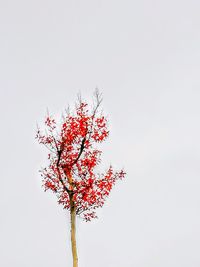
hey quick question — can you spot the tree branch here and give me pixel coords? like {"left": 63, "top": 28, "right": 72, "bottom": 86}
{"left": 72, "top": 137, "right": 86, "bottom": 165}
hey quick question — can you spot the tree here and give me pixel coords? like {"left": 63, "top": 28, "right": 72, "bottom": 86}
{"left": 36, "top": 90, "right": 125, "bottom": 267}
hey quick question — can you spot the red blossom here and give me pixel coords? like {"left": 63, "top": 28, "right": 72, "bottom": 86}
{"left": 36, "top": 93, "right": 125, "bottom": 221}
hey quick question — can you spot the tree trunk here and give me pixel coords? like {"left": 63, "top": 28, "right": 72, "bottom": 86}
{"left": 70, "top": 198, "right": 78, "bottom": 267}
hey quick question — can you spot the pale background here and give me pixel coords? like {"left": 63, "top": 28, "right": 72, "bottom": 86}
{"left": 0, "top": 0, "right": 200, "bottom": 266}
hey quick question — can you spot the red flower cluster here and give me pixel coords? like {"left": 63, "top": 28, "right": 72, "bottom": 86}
{"left": 36, "top": 98, "right": 125, "bottom": 221}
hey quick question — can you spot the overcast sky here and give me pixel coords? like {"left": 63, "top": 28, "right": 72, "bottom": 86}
{"left": 0, "top": 0, "right": 200, "bottom": 266}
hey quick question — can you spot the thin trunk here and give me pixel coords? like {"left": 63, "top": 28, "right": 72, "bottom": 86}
{"left": 70, "top": 198, "right": 78, "bottom": 267}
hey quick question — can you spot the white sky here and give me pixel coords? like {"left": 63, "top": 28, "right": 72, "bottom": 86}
{"left": 0, "top": 0, "right": 200, "bottom": 266}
